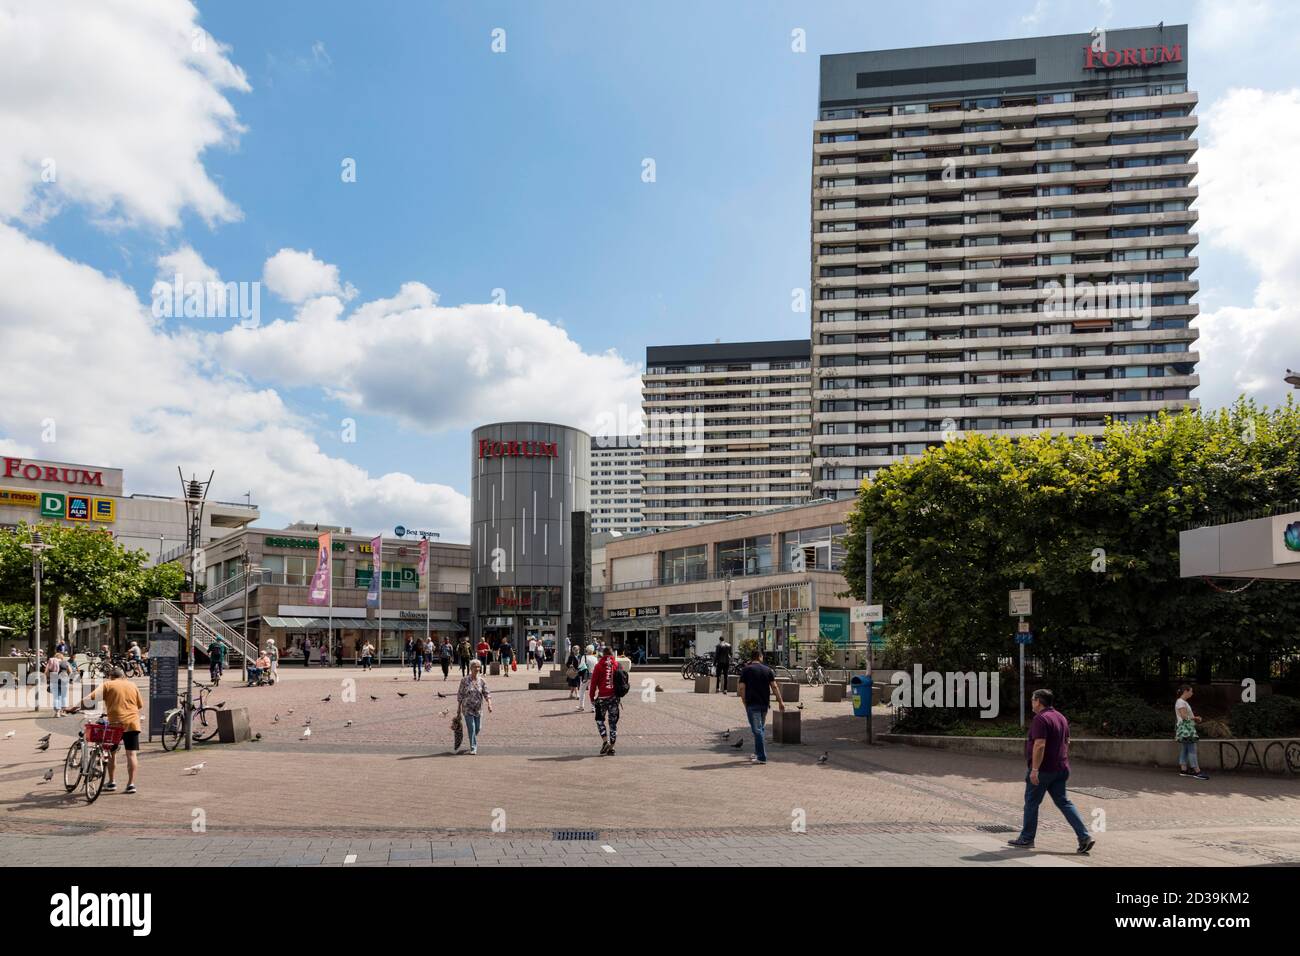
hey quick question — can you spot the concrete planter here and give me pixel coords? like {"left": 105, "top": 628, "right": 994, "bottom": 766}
{"left": 880, "top": 732, "right": 1300, "bottom": 773}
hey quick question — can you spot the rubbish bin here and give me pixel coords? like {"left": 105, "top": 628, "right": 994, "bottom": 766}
{"left": 850, "top": 675, "right": 873, "bottom": 717}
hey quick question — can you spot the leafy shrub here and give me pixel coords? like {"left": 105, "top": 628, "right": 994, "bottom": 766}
{"left": 737, "top": 638, "right": 758, "bottom": 660}
{"left": 1078, "top": 693, "right": 1170, "bottom": 738}
{"left": 1229, "top": 695, "right": 1300, "bottom": 739}
{"left": 1198, "top": 717, "right": 1232, "bottom": 740}
{"left": 815, "top": 638, "right": 837, "bottom": 667}
{"left": 892, "top": 706, "right": 963, "bottom": 734}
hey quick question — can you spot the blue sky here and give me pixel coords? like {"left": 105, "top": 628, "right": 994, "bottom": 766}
{"left": 4, "top": 0, "right": 1300, "bottom": 538}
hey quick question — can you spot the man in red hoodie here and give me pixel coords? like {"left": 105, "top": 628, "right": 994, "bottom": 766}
{"left": 588, "top": 645, "right": 621, "bottom": 755}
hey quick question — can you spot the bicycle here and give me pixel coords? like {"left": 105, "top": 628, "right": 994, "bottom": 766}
{"left": 161, "top": 681, "right": 222, "bottom": 751}
{"left": 62, "top": 717, "right": 120, "bottom": 804}
{"left": 804, "top": 661, "right": 827, "bottom": 687}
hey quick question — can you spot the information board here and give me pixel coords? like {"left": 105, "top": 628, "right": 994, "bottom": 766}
{"left": 147, "top": 635, "right": 179, "bottom": 740}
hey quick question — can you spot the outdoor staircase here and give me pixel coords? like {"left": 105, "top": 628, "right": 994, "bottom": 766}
{"left": 148, "top": 598, "right": 258, "bottom": 664}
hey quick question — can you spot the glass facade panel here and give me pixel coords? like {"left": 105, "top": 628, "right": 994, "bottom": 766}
{"left": 659, "top": 545, "right": 707, "bottom": 585}
{"left": 715, "top": 535, "right": 773, "bottom": 576}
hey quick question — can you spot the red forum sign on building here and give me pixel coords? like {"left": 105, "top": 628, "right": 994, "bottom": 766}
{"left": 2, "top": 457, "right": 105, "bottom": 487}
{"left": 477, "top": 439, "right": 559, "bottom": 460}
{"left": 1083, "top": 44, "right": 1182, "bottom": 70}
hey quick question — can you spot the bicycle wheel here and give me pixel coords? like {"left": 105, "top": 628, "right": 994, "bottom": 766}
{"left": 194, "top": 708, "right": 222, "bottom": 742}
{"left": 83, "top": 747, "right": 106, "bottom": 804}
{"left": 63, "top": 740, "right": 84, "bottom": 792}
{"left": 161, "top": 710, "right": 185, "bottom": 752}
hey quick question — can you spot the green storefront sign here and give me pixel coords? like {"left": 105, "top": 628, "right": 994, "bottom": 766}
{"left": 818, "top": 608, "right": 849, "bottom": 646}
{"left": 265, "top": 536, "right": 346, "bottom": 551}
{"left": 355, "top": 566, "right": 419, "bottom": 590}
{"left": 39, "top": 492, "right": 65, "bottom": 518}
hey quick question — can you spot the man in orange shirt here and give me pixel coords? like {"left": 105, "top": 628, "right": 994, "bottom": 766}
{"left": 81, "top": 666, "right": 144, "bottom": 794}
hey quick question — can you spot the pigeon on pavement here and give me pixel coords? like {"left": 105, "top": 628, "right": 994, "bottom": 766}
{"left": 41, "top": 768, "right": 54, "bottom": 782}
{"left": 437, "top": 692, "right": 447, "bottom": 699}
{"left": 731, "top": 738, "right": 744, "bottom": 749}
{"left": 301, "top": 728, "right": 312, "bottom": 739}
{"left": 272, "top": 714, "right": 280, "bottom": 723}
{"left": 397, "top": 692, "right": 407, "bottom": 698}
{"left": 38, "top": 733, "right": 51, "bottom": 744}
{"left": 344, "top": 720, "right": 353, "bottom": 727}
{"left": 36, "top": 738, "right": 50, "bottom": 752}
{"left": 817, "top": 751, "right": 829, "bottom": 764}
{"left": 302, "top": 718, "right": 311, "bottom": 726}
{"left": 185, "top": 762, "right": 206, "bottom": 775}
{"left": 321, "top": 695, "right": 331, "bottom": 702}
{"left": 4, "top": 731, "right": 15, "bottom": 739}
{"left": 369, "top": 695, "right": 379, "bottom": 701}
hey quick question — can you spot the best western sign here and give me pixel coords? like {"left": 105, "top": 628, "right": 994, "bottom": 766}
{"left": 477, "top": 439, "right": 559, "bottom": 460}
{"left": 1084, "top": 44, "right": 1182, "bottom": 70}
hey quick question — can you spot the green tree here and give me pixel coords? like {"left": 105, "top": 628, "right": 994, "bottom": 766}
{"left": 0, "top": 523, "right": 183, "bottom": 651}
{"left": 841, "top": 400, "right": 1300, "bottom": 680}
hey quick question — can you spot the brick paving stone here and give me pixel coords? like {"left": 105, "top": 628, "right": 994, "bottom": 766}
{"left": 2, "top": 677, "right": 1298, "bottom": 867}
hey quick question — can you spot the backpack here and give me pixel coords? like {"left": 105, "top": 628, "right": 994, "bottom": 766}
{"left": 613, "top": 663, "right": 629, "bottom": 699}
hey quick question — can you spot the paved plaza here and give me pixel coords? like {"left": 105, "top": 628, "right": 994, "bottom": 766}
{"left": 0, "top": 667, "right": 1297, "bottom": 867}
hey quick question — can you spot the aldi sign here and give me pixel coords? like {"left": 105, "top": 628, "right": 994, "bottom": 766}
{"left": 67, "top": 495, "right": 90, "bottom": 522}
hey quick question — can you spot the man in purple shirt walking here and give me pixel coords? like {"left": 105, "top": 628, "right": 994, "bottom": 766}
{"left": 1007, "top": 689, "right": 1096, "bottom": 854}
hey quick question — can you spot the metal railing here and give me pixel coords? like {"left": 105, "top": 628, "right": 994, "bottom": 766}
{"left": 148, "top": 599, "right": 258, "bottom": 664}
{"left": 598, "top": 563, "right": 844, "bottom": 593}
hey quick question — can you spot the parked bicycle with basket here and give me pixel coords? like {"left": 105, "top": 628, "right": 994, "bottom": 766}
{"left": 61, "top": 716, "right": 119, "bottom": 804}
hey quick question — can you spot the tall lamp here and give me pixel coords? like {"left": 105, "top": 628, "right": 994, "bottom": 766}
{"left": 21, "top": 530, "right": 50, "bottom": 713}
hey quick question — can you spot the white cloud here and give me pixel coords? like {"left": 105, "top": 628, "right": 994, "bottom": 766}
{"left": 0, "top": 0, "right": 248, "bottom": 228}
{"left": 157, "top": 245, "right": 221, "bottom": 286}
{"left": 1193, "top": 87, "right": 1300, "bottom": 409}
{"left": 0, "top": 223, "right": 470, "bottom": 539}
{"left": 213, "top": 279, "right": 644, "bottom": 436}
{"left": 263, "top": 247, "right": 354, "bottom": 303}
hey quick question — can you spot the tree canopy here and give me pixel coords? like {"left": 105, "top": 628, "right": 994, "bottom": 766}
{"left": 0, "top": 523, "right": 185, "bottom": 645}
{"left": 840, "top": 399, "right": 1300, "bottom": 678}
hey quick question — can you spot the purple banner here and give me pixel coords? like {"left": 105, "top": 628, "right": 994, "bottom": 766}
{"left": 308, "top": 532, "right": 331, "bottom": 606}
{"left": 366, "top": 534, "right": 382, "bottom": 607}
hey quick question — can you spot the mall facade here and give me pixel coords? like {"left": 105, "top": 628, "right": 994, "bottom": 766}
{"left": 470, "top": 422, "right": 593, "bottom": 663}
{"left": 594, "top": 498, "right": 868, "bottom": 667}
{"left": 198, "top": 524, "right": 471, "bottom": 663}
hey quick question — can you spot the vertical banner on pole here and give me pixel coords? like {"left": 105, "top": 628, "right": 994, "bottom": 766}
{"left": 419, "top": 537, "right": 429, "bottom": 652}
{"left": 309, "top": 533, "right": 332, "bottom": 606}
{"left": 368, "top": 535, "right": 383, "bottom": 665}
{"left": 418, "top": 539, "right": 429, "bottom": 611}
{"left": 309, "top": 532, "right": 333, "bottom": 669}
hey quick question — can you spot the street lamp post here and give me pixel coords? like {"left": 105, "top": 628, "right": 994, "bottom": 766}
{"left": 1285, "top": 369, "right": 1300, "bottom": 389}
{"left": 21, "top": 530, "right": 50, "bottom": 713}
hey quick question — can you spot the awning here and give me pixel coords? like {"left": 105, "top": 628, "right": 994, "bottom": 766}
{"left": 594, "top": 616, "right": 664, "bottom": 631}
{"left": 262, "top": 616, "right": 463, "bottom": 632}
{"left": 593, "top": 611, "right": 746, "bottom": 630}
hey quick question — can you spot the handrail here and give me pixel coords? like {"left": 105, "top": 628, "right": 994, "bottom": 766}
{"left": 148, "top": 599, "right": 258, "bottom": 663}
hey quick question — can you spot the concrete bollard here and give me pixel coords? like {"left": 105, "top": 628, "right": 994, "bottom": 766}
{"left": 694, "top": 675, "right": 712, "bottom": 694}
{"left": 776, "top": 681, "right": 800, "bottom": 703}
{"left": 823, "top": 683, "right": 845, "bottom": 703}
{"left": 772, "top": 708, "right": 801, "bottom": 744}
{"left": 216, "top": 707, "right": 252, "bottom": 744}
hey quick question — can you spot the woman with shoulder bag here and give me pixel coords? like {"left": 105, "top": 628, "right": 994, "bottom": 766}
{"left": 1174, "top": 685, "right": 1209, "bottom": 780}
{"left": 565, "top": 645, "right": 582, "bottom": 699}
